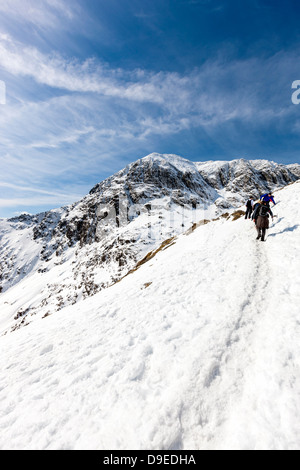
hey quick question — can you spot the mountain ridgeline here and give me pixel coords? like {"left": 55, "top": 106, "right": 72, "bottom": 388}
{"left": 0, "top": 154, "right": 299, "bottom": 333}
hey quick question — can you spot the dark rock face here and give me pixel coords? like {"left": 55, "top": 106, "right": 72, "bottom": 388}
{"left": 1, "top": 153, "right": 299, "bottom": 332}
{"left": 196, "top": 158, "right": 300, "bottom": 200}
{"left": 287, "top": 164, "right": 300, "bottom": 179}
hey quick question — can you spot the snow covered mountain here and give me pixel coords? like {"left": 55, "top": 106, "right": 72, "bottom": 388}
{"left": 0, "top": 153, "right": 299, "bottom": 334}
{"left": 0, "top": 178, "right": 299, "bottom": 450}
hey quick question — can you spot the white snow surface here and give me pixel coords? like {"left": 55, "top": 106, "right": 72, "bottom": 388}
{"left": 0, "top": 181, "right": 299, "bottom": 450}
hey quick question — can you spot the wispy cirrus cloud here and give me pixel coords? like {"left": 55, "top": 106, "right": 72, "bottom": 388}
{"left": 1, "top": 34, "right": 297, "bottom": 175}
{"left": 26, "top": 126, "right": 96, "bottom": 150}
{"left": 0, "top": 31, "right": 295, "bottom": 120}
{"left": 0, "top": 181, "right": 82, "bottom": 205}
{"left": 0, "top": 186, "right": 83, "bottom": 214}
{"left": 0, "top": 181, "right": 69, "bottom": 195}
{"left": 0, "top": 0, "right": 77, "bottom": 28}
{"left": 0, "top": 34, "right": 164, "bottom": 103}
{"left": 0, "top": 196, "right": 76, "bottom": 210}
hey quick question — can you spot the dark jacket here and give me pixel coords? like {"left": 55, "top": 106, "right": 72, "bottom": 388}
{"left": 246, "top": 199, "right": 253, "bottom": 210}
{"left": 251, "top": 202, "right": 261, "bottom": 219}
{"left": 253, "top": 204, "right": 273, "bottom": 229}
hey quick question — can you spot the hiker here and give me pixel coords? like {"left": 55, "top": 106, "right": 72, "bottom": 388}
{"left": 251, "top": 200, "right": 261, "bottom": 220}
{"left": 252, "top": 200, "right": 261, "bottom": 213}
{"left": 245, "top": 198, "right": 254, "bottom": 219}
{"left": 260, "top": 192, "right": 276, "bottom": 206}
{"left": 252, "top": 200, "right": 274, "bottom": 242}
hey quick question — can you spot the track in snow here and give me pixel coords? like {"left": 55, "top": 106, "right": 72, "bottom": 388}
{"left": 177, "top": 219, "right": 279, "bottom": 449}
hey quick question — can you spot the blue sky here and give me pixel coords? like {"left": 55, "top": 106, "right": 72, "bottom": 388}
{"left": 0, "top": 0, "right": 300, "bottom": 217}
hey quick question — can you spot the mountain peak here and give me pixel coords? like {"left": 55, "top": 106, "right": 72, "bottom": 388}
{"left": 140, "top": 152, "right": 194, "bottom": 165}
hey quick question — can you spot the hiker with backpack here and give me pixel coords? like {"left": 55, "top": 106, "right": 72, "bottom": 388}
{"left": 252, "top": 201, "right": 274, "bottom": 241}
{"left": 252, "top": 200, "right": 261, "bottom": 213}
{"left": 260, "top": 192, "right": 276, "bottom": 206}
{"left": 245, "top": 198, "right": 254, "bottom": 219}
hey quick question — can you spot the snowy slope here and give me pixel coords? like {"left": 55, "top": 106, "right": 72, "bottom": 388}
{"left": 0, "top": 180, "right": 299, "bottom": 450}
{"left": 1, "top": 154, "right": 299, "bottom": 334}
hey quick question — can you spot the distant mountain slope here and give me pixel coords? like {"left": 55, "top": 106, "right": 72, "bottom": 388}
{"left": 196, "top": 158, "right": 299, "bottom": 207}
{"left": 0, "top": 180, "right": 299, "bottom": 449}
{"left": 0, "top": 154, "right": 299, "bottom": 333}
{"left": 287, "top": 163, "right": 300, "bottom": 178}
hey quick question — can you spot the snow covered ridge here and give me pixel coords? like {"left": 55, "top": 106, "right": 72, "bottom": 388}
{"left": 0, "top": 154, "right": 299, "bottom": 334}
{"left": 0, "top": 180, "right": 299, "bottom": 449}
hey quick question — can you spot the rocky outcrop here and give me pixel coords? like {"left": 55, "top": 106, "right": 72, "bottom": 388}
{"left": 196, "top": 158, "right": 299, "bottom": 201}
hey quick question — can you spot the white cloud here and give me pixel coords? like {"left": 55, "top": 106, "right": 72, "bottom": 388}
{"left": 0, "top": 0, "right": 76, "bottom": 28}
{"left": 27, "top": 126, "right": 96, "bottom": 149}
{"left": 0, "top": 181, "right": 79, "bottom": 198}
{"left": 0, "top": 180, "right": 85, "bottom": 213}
{"left": 0, "top": 36, "right": 164, "bottom": 105}
{"left": 0, "top": 39, "right": 296, "bottom": 171}
{"left": 0, "top": 196, "right": 74, "bottom": 208}
{"left": 0, "top": 32, "right": 295, "bottom": 123}
{"left": 0, "top": 34, "right": 165, "bottom": 103}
